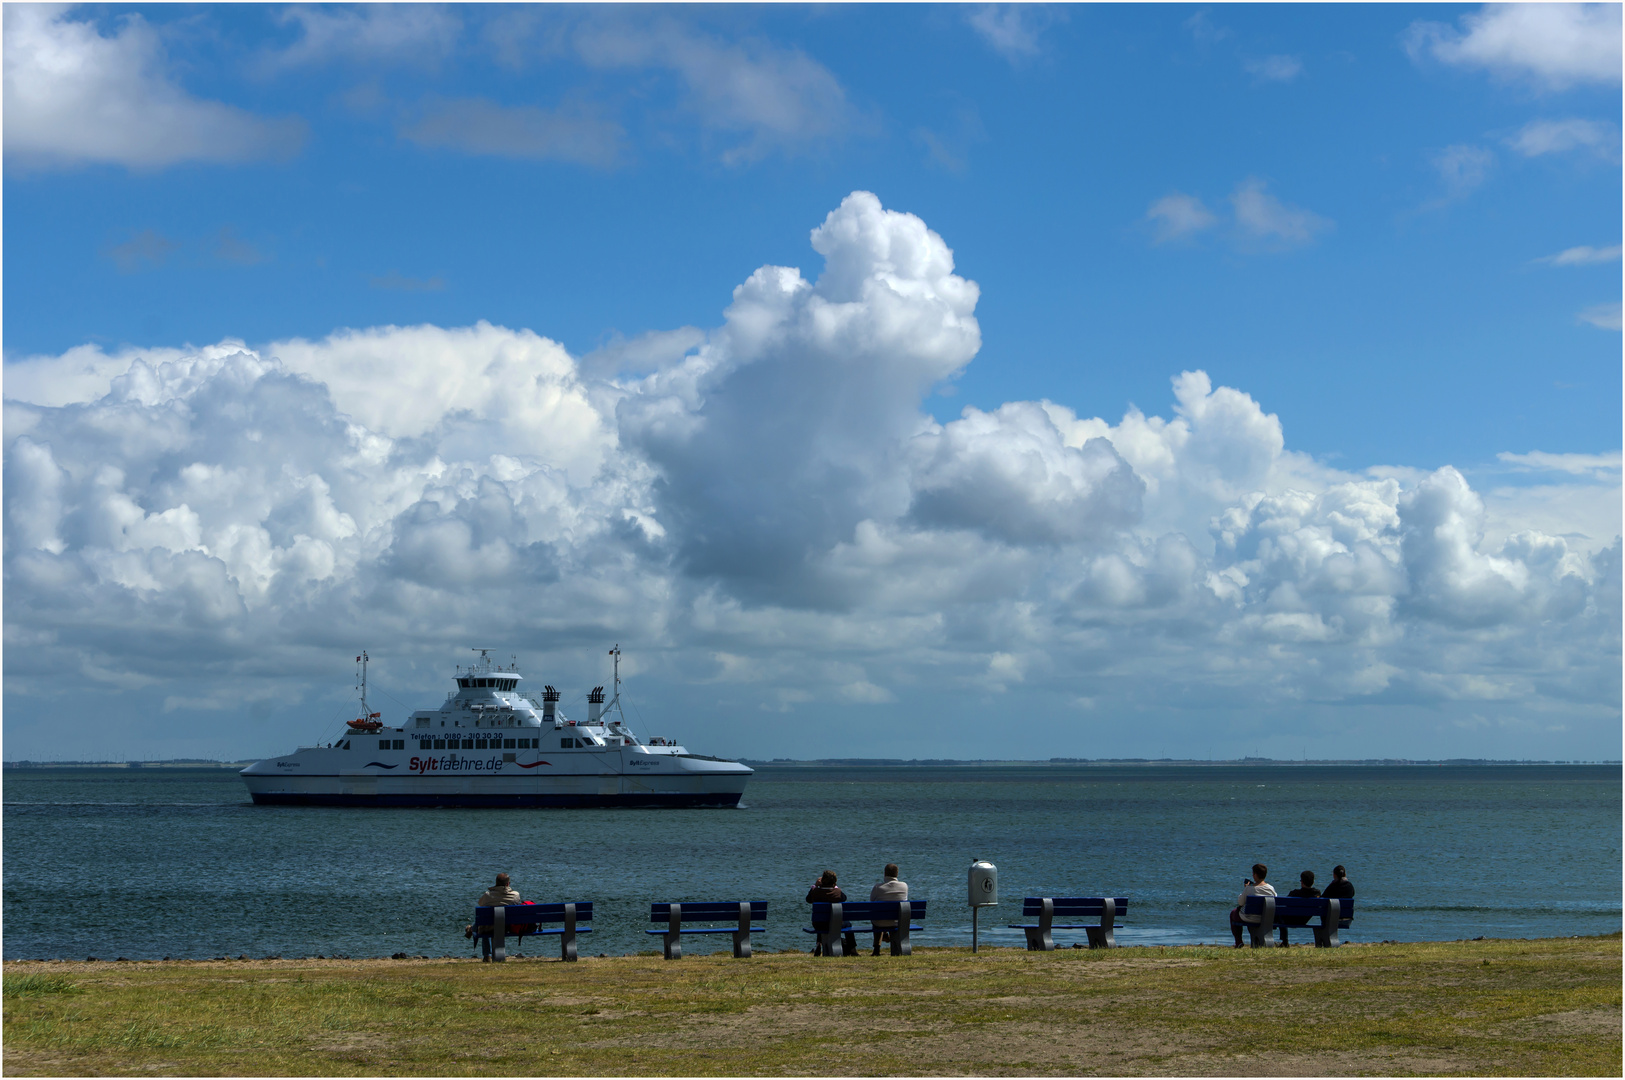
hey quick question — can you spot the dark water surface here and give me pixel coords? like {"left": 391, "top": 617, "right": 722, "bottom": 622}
{"left": 4, "top": 764, "right": 1618, "bottom": 959}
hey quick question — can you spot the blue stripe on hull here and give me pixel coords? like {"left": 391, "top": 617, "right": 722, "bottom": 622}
{"left": 248, "top": 791, "right": 745, "bottom": 808}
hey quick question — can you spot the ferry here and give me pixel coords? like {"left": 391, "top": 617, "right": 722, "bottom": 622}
{"left": 240, "top": 648, "right": 752, "bottom": 807}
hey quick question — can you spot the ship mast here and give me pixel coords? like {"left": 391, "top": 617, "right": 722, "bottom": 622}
{"left": 357, "top": 651, "right": 370, "bottom": 719}
{"left": 608, "top": 644, "right": 623, "bottom": 721}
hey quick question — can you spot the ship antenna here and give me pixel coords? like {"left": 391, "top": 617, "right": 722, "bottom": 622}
{"left": 358, "top": 651, "right": 369, "bottom": 718}
{"left": 608, "top": 644, "right": 622, "bottom": 717}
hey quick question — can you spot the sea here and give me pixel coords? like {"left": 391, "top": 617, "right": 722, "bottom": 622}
{"left": 3, "top": 763, "right": 1619, "bottom": 960}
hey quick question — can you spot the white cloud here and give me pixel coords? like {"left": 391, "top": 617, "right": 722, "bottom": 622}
{"left": 1506, "top": 118, "right": 1621, "bottom": 162}
{"left": 1577, "top": 302, "right": 1622, "bottom": 330}
{"left": 401, "top": 97, "right": 623, "bottom": 167}
{"left": 266, "top": 5, "right": 462, "bottom": 70}
{"left": 1534, "top": 244, "right": 1622, "bottom": 266}
{"left": 966, "top": 6, "right": 1063, "bottom": 64}
{"left": 572, "top": 20, "right": 851, "bottom": 163}
{"left": 1146, "top": 193, "right": 1218, "bottom": 243}
{"left": 1430, "top": 144, "right": 1496, "bottom": 203}
{"left": 4, "top": 192, "right": 1618, "bottom": 760}
{"left": 1498, "top": 450, "right": 1622, "bottom": 477}
{"left": 1229, "top": 179, "right": 1332, "bottom": 246}
{"left": 1245, "top": 55, "right": 1303, "bottom": 82}
{"left": 1405, "top": 3, "right": 1623, "bottom": 89}
{"left": 3, "top": 6, "right": 304, "bottom": 170}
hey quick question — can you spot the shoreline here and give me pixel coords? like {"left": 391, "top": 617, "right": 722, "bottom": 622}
{"left": 6, "top": 932, "right": 1616, "bottom": 967}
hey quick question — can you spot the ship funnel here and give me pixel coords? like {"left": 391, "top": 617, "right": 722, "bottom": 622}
{"left": 587, "top": 686, "right": 606, "bottom": 723}
{"left": 542, "top": 685, "right": 560, "bottom": 722}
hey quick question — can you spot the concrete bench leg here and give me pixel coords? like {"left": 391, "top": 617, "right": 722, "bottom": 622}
{"left": 492, "top": 906, "right": 507, "bottom": 963}
{"left": 820, "top": 902, "right": 844, "bottom": 957}
{"left": 560, "top": 903, "right": 578, "bottom": 962}
{"left": 665, "top": 904, "right": 683, "bottom": 960}
{"left": 1315, "top": 899, "right": 1342, "bottom": 947}
{"left": 1249, "top": 897, "right": 1277, "bottom": 948}
{"left": 892, "top": 902, "right": 912, "bottom": 957}
{"left": 733, "top": 902, "right": 752, "bottom": 958}
{"left": 1087, "top": 898, "right": 1117, "bottom": 949}
{"left": 1027, "top": 898, "right": 1055, "bottom": 951}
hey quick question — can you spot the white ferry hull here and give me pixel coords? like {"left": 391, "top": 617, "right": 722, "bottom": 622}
{"left": 241, "top": 770, "right": 749, "bottom": 808}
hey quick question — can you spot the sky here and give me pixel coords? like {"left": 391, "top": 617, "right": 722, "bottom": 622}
{"left": 2, "top": 2, "right": 1620, "bottom": 763}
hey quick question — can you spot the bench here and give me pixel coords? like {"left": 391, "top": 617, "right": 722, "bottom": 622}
{"left": 646, "top": 902, "right": 768, "bottom": 959}
{"left": 473, "top": 902, "right": 592, "bottom": 962}
{"left": 805, "top": 900, "right": 927, "bottom": 957}
{"left": 1241, "top": 895, "right": 1354, "bottom": 948}
{"left": 1009, "top": 897, "right": 1128, "bottom": 950}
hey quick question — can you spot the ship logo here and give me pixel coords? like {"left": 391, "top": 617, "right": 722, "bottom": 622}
{"left": 517, "top": 760, "right": 552, "bottom": 769}
{"left": 364, "top": 761, "right": 399, "bottom": 769}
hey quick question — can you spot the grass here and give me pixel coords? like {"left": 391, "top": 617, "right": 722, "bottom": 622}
{"left": 3, "top": 935, "right": 1619, "bottom": 1076}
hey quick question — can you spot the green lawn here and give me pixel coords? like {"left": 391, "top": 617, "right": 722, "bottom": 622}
{"left": 5, "top": 935, "right": 1619, "bottom": 1076}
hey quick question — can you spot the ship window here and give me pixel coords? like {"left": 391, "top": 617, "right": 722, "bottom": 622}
{"left": 517, "top": 738, "right": 529, "bottom": 749}
{"left": 462, "top": 738, "right": 474, "bottom": 749}
{"left": 393, "top": 740, "right": 404, "bottom": 750}
{"left": 434, "top": 739, "right": 445, "bottom": 749}
{"left": 504, "top": 739, "right": 516, "bottom": 749}
{"left": 457, "top": 678, "right": 468, "bottom": 689}
{"left": 475, "top": 739, "right": 488, "bottom": 749}
{"left": 378, "top": 739, "right": 390, "bottom": 750}
{"left": 342, "top": 741, "right": 350, "bottom": 749}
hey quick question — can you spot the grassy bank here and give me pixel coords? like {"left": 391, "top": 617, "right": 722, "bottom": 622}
{"left": 4, "top": 936, "right": 1619, "bottom": 1076}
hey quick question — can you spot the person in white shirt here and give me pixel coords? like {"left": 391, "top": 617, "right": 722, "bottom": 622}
{"left": 868, "top": 864, "right": 908, "bottom": 956}
{"left": 1229, "top": 863, "right": 1276, "bottom": 948}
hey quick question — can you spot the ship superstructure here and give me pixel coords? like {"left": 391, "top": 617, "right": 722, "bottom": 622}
{"left": 240, "top": 648, "right": 751, "bottom": 807}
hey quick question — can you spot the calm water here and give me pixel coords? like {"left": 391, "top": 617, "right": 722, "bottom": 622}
{"left": 3, "top": 764, "right": 1619, "bottom": 960}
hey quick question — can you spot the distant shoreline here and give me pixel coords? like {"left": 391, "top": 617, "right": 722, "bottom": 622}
{"left": 5, "top": 757, "right": 1618, "bottom": 770}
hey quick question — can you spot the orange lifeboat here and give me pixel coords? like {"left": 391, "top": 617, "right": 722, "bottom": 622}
{"left": 346, "top": 712, "right": 384, "bottom": 732}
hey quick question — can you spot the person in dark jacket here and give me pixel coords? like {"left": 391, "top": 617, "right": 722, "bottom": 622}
{"left": 1280, "top": 870, "right": 1321, "bottom": 946}
{"left": 1322, "top": 865, "right": 1355, "bottom": 899}
{"left": 806, "top": 870, "right": 858, "bottom": 956}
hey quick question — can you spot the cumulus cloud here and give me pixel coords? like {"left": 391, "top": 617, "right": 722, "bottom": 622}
{"left": 1230, "top": 179, "right": 1332, "bottom": 247}
{"left": 1405, "top": 3, "right": 1623, "bottom": 89}
{"left": 401, "top": 97, "right": 623, "bottom": 167}
{"left": 3, "top": 6, "right": 305, "bottom": 170}
{"left": 4, "top": 191, "right": 1618, "bottom": 759}
{"left": 1146, "top": 193, "right": 1218, "bottom": 243}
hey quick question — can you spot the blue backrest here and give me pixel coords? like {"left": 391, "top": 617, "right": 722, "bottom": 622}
{"left": 650, "top": 902, "right": 768, "bottom": 923}
{"left": 1021, "top": 897, "right": 1129, "bottom": 919}
{"left": 1242, "top": 895, "right": 1354, "bottom": 924}
{"left": 809, "top": 900, "right": 927, "bottom": 922}
{"left": 473, "top": 901, "right": 592, "bottom": 926}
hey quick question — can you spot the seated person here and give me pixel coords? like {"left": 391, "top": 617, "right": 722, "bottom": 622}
{"left": 1322, "top": 865, "right": 1355, "bottom": 899}
{"left": 1229, "top": 863, "right": 1276, "bottom": 947}
{"left": 869, "top": 864, "right": 908, "bottom": 956}
{"left": 470, "top": 873, "right": 521, "bottom": 961}
{"left": 1280, "top": 870, "right": 1320, "bottom": 946}
{"left": 806, "top": 870, "right": 858, "bottom": 956}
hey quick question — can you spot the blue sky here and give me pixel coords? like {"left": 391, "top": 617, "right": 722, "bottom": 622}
{"left": 3, "top": 3, "right": 1620, "bottom": 762}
